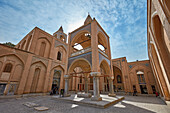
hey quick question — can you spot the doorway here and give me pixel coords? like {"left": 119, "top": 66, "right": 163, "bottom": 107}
{"left": 52, "top": 70, "right": 61, "bottom": 94}
{"left": 0, "top": 83, "right": 6, "bottom": 95}
{"left": 140, "top": 85, "right": 148, "bottom": 94}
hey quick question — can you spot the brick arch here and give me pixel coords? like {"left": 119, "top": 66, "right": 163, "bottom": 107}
{"left": 36, "top": 37, "right": 51, "bottom": 57}
{"left": 71, "top": 30, "right": 90, "bottom": 45}
{"left": 100, "top": 59, "right": 111, "bottom": 74}
{"left": 0, "top": 54, "right": 25, "bottom": 65}
{"left": 55, "top": 45, "right": 67, "bottom": 53}
{"left": 68, "top": 58, "right": 91, "bottom": 74}
{"left": 24, "top": 61, "right": 47, "bottom": 93}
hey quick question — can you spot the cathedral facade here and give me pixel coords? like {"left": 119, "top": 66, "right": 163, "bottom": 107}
{"left": 0, "top": 4, "right": 169, "bottom": 102}
{"left": 0, "top": 26, "right": 68, "bottom": 95}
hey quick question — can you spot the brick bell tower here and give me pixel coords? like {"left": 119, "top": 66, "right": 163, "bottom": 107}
{"left": 64, "top": 14, "right": 115, "bottom": 100}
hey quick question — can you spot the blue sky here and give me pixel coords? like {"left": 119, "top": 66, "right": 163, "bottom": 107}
{"left": 0, "top": 0, "right": 148, "bottom": 62}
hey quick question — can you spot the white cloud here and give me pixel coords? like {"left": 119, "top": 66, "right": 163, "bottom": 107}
{"left": 0, "top": 0, "right": 148, "bottom": 62}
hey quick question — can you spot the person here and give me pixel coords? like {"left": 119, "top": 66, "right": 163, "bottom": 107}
{"left": 155, "top": 91, "right": 159, "bottom": 97}
{"left": 56, "top": 85, "right": 59, "bottom": 94}
{"left": 53, "top": 86, "right": 57, "bottom": 95}
{"left": 133, "top": 88, "right": 137, "bottom": 96}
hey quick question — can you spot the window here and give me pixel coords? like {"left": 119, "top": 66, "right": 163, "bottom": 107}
{"left": 137, "top": 74, "right": 145, "bottom": 83}
{"left": 3, "top": 63, "right": 13, "bottom": 73}
{"left": 39, "top": 42, "right": 46, "bottom": 57}
{"left": 57, "top": 51, "right": 62, "bottom": 61}
{"left": 117, "top": 75, "right": 122, "bottom": 83}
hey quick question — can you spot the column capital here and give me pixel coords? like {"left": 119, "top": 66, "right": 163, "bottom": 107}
{"left": 108, "top": 76, "right": 114, "bottom": 80}
{"left": 64, "top": 75, "right": 70, "bottom": 79}
{"left": 90, "top": 72, "right": 101, "bottom": 77}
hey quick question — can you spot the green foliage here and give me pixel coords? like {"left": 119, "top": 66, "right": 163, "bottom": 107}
{"left": 3, "top": 42, "right": 15, "bottom": 47}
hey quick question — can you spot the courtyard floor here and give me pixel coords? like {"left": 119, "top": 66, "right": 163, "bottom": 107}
{"left": 0, "top": 95, "right": 169, "bottom": 113}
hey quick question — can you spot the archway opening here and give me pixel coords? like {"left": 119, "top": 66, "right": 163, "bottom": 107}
{"left": 68, "top": 59, "right": 91, "bottom": 92}
{"left": 52, "top": 70, "right": 62, "bottom": 94}
{"left": 71, "top": 32, "right": 91, "bottom": 55}
{"left": 113, "top": 66, "right": 123, "bottom": 92}
{"left": 100, "top": 60, "right": 111, "bottom": 92}
{"left": 97, "top": 33, "right": 108, "bottom": 55}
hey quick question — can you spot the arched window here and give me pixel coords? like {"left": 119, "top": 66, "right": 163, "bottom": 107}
{"left": 3, "top": 63, "right": 13, "bottom": 73}
{"left": 39, "top": 42, "right": 46, "bottom": 57}
{"left": 137, "top": 71, "right": 145, "bottom": 83}
{"left": 117, "top": 75, "right": 122, "bottom": 83}
{"left": 57, "top": 51, "right": 62, "bottom": 61}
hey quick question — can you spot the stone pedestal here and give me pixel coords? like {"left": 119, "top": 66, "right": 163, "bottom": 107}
{"left": 64, "top": 75, "right": 70, "bottom": 97}
{"left": 108, "top": 77, "right": 116, "bottom": 97}
{"left": 90, "top": 72, "right": 102, "bottom": 101}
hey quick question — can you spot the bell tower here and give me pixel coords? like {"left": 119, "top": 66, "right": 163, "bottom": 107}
{"left": 53, "top": 26, "right": 67, "bottom": 43}
{"left": 64, "top": 14, "right": 115, "bottom": 100}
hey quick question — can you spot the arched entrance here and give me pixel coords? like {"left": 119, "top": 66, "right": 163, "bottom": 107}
{"left": 52, "top": 70, "right": 61, "bottom": 92}
{"left": 100, "top": 60, "right": 111, "bottom": 92}
{"left": 113, "top": 66, "right": 123, "bottom": 92}
{"left": 68, "top": 58, "right": 91, "bottom": 92}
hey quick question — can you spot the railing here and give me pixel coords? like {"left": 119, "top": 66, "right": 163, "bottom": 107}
{"left": 71, "top": 47, "right": 108, "bottom": 57}
{"left": 98, "top": 48, "right": 108, "bottom": 57}
{"left": 71, "top": 47, "right": 91, "bottom": 57}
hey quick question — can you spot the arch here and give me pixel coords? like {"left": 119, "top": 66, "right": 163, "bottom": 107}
{"left": 71, "top": 30, "right": 91, "bottom": 46}
{"left": 137, "top": 71, "right": 144, "bottom": 74}
{"left": 68, "top": 58, "right": 91, "bottom": 74}
{"left": 3, "top": 63, "right": 13, "bottom": 73}
{"left": 38, "top": 37, "right": 51, "bottom": 45}
{"left": 129, "top": 64, "right": 150, "bottom": 71}
{"left": 39, "top": 42, "right": 46, "bottom": 57}
{"left": 97, "top": 32, "right": 108, "bottom": 52}
{"left": 0, "top": 54, "right": 25, "bottom": 65}
{"left": 99, "top": 59, "right": 111, "bottom": 74}
{"left": 31, "top": 61, "right": 47, "bottom": 68}
{"left": 24, "top": 60, "right": 47, "bottom": 93}
{"left": 60, "top": 35, "right": 66, "bottom": 42}
{"left": 36, "top": 37, "right": 51, "bottom": 58}
{"left": 49, "top": 65, "right": 65, "bottom": 91}
{"left": 50, "top": 65, "right": 65, "bottom": 73}
{"left": 70, "top": 30, "right": 91, "bottom": 53}
{"left": 55, "top": 45, "right": 67, "bottom": 53}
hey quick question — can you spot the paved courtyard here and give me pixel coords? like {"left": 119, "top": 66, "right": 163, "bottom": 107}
{"left": 0, "top": 95, "right": 169, "bottom": 113}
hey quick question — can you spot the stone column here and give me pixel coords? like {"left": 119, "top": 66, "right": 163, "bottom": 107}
{"left": 84, "top": 76, "right": 88, "bottom": 93}
{"left": 108, "top": 77, "right": 116, "bottom": 97}
{"left": 64, "top": 75, "right": 70, "bottom": 97}
{"left": 90, "top": 72, "right": 102, "bottom": 101}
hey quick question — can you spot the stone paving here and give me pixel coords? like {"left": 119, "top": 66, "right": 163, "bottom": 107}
{"left": 0, "top": 95, "right": 169, "bottom": 113}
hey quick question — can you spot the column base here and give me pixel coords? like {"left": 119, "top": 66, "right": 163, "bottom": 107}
{"left": 91, "top": 96, "right": 102, "bottom": 101}
{"left": 77, "top": 93, "right": 92, "bottom": 98}
{"left": 64, "top": 94, "right": 71, "bottom": 97}
{"left": 108, "top": 93, "right": 116, "bottom": 97}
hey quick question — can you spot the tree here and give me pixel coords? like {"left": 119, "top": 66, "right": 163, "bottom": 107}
{"left": 3, "top": 42, "right": 15, "bottom": 47}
